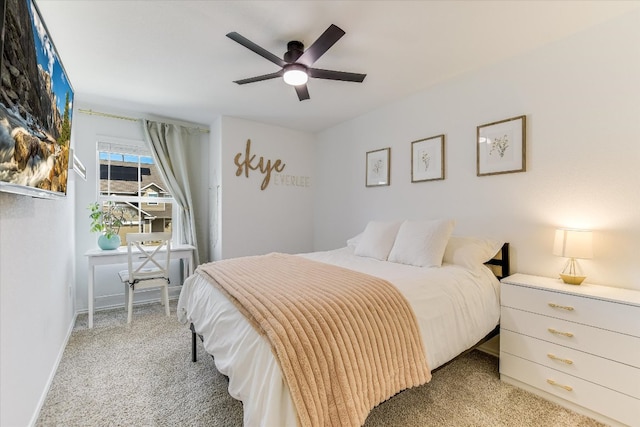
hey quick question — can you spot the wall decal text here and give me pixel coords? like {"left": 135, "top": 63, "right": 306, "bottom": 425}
{"left": 234, "top": 139, "right": 286, "bottom": 190}
{"left": 273, "top": 174, "right": 311, "bottom": 187}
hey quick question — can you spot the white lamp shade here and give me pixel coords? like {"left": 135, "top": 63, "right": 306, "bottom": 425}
{"left": 553, "top": 229, "right": 593, "bottom": 259}
{"left": 283, "top": 66, "right": 308, "bottom": 86}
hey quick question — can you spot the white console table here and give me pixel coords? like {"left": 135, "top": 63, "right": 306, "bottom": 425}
{"left": 85, "top": 244, "right": 195, "bottom": 328}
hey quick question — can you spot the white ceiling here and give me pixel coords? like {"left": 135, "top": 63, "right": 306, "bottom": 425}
{"left": 36, "top": 0, "right": 639, "bottom": 133}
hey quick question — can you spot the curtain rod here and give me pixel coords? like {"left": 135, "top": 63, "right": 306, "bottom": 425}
{"left": 78, "top": 108, "right": 210, "bottom": 133}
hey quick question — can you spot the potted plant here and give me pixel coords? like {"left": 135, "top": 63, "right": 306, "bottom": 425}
{"left": 88, "top": 201, "right": 126, "bottom": 250}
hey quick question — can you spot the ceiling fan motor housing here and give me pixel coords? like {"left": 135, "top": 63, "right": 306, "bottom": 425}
{"left": 284, "top": 41, "right": 304, "bottom": 63}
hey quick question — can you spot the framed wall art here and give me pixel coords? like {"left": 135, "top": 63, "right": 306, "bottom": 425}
{"left": 366, "top": 147, "right": 390, "bottom": 187}
{"left": 477, "top": 115, "right": 526, "bottom": 176}
{"left": 411, "top": 134, "right": 445, "bottom": 182}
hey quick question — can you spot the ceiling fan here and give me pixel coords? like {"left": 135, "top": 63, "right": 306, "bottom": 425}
{"left": 226, "top": 24, "right": 367, "bottom": 101}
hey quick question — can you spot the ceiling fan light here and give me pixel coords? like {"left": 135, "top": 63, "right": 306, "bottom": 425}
{"left": 283, "top": 65, "right": 308, "bottom": 86}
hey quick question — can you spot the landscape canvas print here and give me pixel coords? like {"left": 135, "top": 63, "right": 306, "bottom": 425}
{"left": 0, "top": 0, "right": 74, "bottom": 197}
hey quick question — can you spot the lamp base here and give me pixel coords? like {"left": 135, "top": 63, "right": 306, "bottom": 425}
{"left": 559, "top": 273, "right": 587, "bottom": 286}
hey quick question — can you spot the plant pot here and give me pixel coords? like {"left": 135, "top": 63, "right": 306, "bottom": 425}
{"left": 98, "top": 234, "right": 121, "bottom": 250}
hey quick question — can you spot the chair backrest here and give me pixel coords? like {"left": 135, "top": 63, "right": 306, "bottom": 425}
{"left": 125, "top": 232, "right": 172, "bottom": 284}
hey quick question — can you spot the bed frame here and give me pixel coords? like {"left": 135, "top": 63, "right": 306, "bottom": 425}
{"left": 191, "top": 242, "right": 511, "bottom": 363}
{"left": 485, "top": 242, "right": 510, "bottom": 280}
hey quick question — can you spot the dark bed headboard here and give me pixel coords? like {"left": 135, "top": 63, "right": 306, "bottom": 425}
{"left": 485, "top": 242, "right": 510, "bottom": 280}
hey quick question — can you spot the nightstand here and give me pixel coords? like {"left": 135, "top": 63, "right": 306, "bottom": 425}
{"left": 500, "top": 273, "right": 640, "bottom": 427}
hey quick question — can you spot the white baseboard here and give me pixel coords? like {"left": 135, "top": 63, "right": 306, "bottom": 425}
{"left": 75, "top": 287, "right": 181, "bottom": 314}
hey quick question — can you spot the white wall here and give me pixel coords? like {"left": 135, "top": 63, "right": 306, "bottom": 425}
{"left": 314, "top": 10, "right": 640, "bottom": 290}
{"left": 0, "top": 180, "right": 76, "bottom": 426}
{"left": 217, "top": 116, "right": 314, "bottom": 259}
{"left": 73, "top": 101, "right": 211, "bottom": 312}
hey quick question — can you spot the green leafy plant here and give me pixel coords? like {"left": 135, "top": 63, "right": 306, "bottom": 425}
{"left": 88, "top": 202, "right": 125, "bottom": 238}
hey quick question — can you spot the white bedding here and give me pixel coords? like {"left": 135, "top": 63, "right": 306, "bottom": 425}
{"left": 177, "top": 246, "right": 501, "bottom": 427}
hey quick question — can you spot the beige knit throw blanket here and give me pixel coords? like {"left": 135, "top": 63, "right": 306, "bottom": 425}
{"left": 196, "top": 253, "right": 431, "bottom": 427}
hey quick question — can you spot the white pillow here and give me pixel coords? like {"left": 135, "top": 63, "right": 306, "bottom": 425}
{"left": 443, "top": 235, "right": 505, "bottom": 270}
{"left": 354, "top": 221, "right": 402, "bottom": 260}
{"left": 387, "top": 219, "right": 455, "bottom": 267}
{"left": 346, "top": 232, "right": 362, "bottom": 248}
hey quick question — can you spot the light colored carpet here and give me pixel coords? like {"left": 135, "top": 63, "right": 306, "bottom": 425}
{"left": 36, "top": 302, "right": 605, "bottom": 427}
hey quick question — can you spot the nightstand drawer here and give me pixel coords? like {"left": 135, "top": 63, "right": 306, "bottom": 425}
{"left": 501, "top": 306, "right": 640, "bottom": 368}
{"left": 501, "top": 283, "right": 640, "bottom": 337}
{"left": 501, "top": 329, "right": 640, "bottom": 398}
{"left": 500, "top": 353, "right": 640, "bottom": 427}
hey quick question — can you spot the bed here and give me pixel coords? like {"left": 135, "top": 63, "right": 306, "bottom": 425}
{"left": 177, "top": 219, "right": 509, "bottom": 427}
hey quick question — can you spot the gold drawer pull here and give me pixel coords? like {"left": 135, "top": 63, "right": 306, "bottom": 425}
{"left": 547, "top": 379, "right": 573, "bottom": 392}
{"left": 547, "top": 353, "right": 574, "bottom": 365}
{"left": 548, "top": 303, "right": 574, "bottom": 311}
{"left": 548, "top": 328, "right": 574, "bottom": 338}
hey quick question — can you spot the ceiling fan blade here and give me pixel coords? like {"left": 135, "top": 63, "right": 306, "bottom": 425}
{"left": 234, "top": 70, "right": 283, "bottom": 85}
{"left": 308, "top": 68, "right": 366, "bottom": 83}
{"left": 297, "top": 24, "right": 345, "bottom": 67}
{"left": 295, "top": 84, "right": 310, "bottom": 101}
{"left": 226, "top": 32, "right": 286, "bottom": 68}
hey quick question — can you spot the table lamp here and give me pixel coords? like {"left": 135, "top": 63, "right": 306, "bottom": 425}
{"left": 553, "top": 229, "right": 593, "bottom": 285}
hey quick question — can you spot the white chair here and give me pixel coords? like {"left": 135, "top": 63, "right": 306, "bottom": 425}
{"left": 118, "top": 232, "right": 172, "bottom": 323}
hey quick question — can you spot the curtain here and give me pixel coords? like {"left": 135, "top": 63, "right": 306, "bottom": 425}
{"left": 143, "top": 120, "right": 200, "bottom": 266}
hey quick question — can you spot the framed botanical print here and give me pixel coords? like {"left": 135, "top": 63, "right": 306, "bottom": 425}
{"left": 477, "top": 115, "right": 526, "bottom": 176}
{"left": 366, "top": 148, "right": 390, "bottom": 187}
{"left": 411, "top": 134, "right": 445, "bottom": 182}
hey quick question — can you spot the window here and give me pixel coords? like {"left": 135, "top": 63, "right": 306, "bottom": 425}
{"left": 147, "top": 191, "right": 159, "bottom": 206}
{"left": 97, "top": 139, "right": 174, "bottom": 245}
